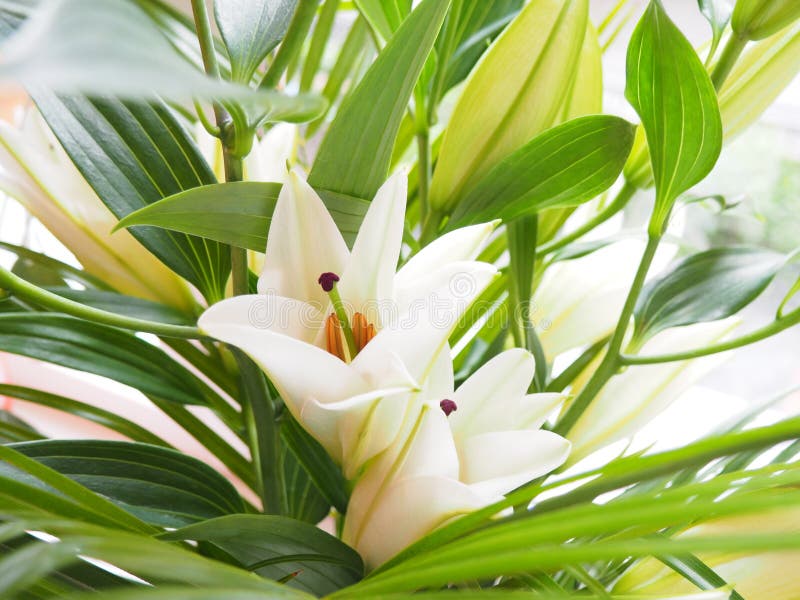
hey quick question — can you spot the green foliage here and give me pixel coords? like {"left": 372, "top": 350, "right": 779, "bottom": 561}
{"left": 633, "top": 246, "right": 786, "bottom": 343}
{"left": 625, "top": 0, "right": 723, "bottom": 234}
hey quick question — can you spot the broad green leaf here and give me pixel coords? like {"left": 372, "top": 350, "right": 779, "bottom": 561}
{"left": 633, "top": 246, "right": 786, "bottom": 343}
{"left": 32, "top": 92, "right": 229, "bottom": 302}
{"left": 429, "top": 0, "right": 589, "bottom": 213}
{"left": 732, "top": 0, "right": 800, "bottom": 40}
{"left": 215, "top": 0, "right": 297, "bottom": 84}
{"left": 281, "top": 438, "right": 331, "bottom": 524}
{"left": 625, "top": 0, "right": 722, "bottom": 234}
{"left": 115, "top": 182, "right": 369, "bottom": 250}
{"left": 354, "top": 0, "right": 411, "bottom": 42}
{"left": 0, "top": 314, "right": 207, "bottom": 405}
{"left": 698, "top": 0, "right": 733, "bottom": 57}
{"left": 0, "top": 443, "right": 154, "bottom": 533}
{"left": 161, "top": 514, "right": 363, "bottom": 595}
{"left": 0, "top": 384, "right": 172, "bottom": 447}
{"left": 9, "top": 440, "right": 245, "bottom": 527}
{"left": 308, "top": 0, "right": 449, "bottom": 203}
{"left": 448, "top": 116, "right": 635, "bottom": 227}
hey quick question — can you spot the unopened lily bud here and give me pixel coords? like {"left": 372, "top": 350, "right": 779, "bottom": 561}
{"left": 732, "top": 0, "right": 800, "bottom": 40}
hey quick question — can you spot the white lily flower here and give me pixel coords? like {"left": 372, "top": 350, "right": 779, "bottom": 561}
{"left": 0, "top": 108, "right": 195, "bottom": 310}
{"left": 199, "top": 169, "right": 498, "bottom": 478}
{"left": 342, "top": 348, "right": 571, "bottom": 569}
{"left": 615, "top": 503, "right": 800, "bottom": 599}
{"left": 566, "top": 318, "right": 740, "bottom": 464}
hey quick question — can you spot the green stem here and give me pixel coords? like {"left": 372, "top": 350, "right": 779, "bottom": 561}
{"left": 537, "top": 182, "right": 637, "bottom": 257}
{"left": 620, "top": 305, "right": 800, "bottom": 365}
{"left": 190, "top": 0, "right": 221, "bottom": 79}
{"left": 0, "top": 266, "right": 201, "bottom": 339}
{"left": 711, "top": 33, "right": 748, "bottom": 90}
{"left": 553, "top": 234, "right": 662, "bottom": 436}
{"left": 328, "top": 284, "right": 358, "bottom": 359}
{"left": 261, "top": 0, "right": 319, "bottom": 89}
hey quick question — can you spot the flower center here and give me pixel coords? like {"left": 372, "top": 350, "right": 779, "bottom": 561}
{"left": 319, "top": 272, "right": 376, "bottom": 361}
{"left": 324, "top": 312, "right": 376, "bottom": 361}
{"left": 440, "top": 399, "right": 458, "bottom": 416}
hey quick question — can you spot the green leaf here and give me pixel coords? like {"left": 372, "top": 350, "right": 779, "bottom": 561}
{"left": 633, "top": 246, "right": 786, "bottom": 343}
{"left": 354, "top": 0, "right": 411, "bottom": 41}
{"left": 9, "top": 440, "right": 245, "bottom": 528}
{"left": 161, "top": 514, "right": 363, "bottom": 596}
{"left": 429, "top": 0, "right": 589, "bottom": 213}
{"left": 0, "top": 410, "right": 42, "bottom": 443}
{"left": 697, "top": 0, "right": 733, "bottom": 57}
{"left": 448, "top": 116, "right": 636, "bottom": 227}
{"left": 0, "top": 314, "right": 207, "bottom": 405}
{"left": 625, "top": 0, "right": 722, "bottom": 235}
{"left": 0, "top": 384, "right": 172, "bottom": 447}
{"left": 657, "top": 551, "right": 744, "bottom": 600}
{"left": 215, "top": 0, "right": 297, "bottom": 84}
{"left": 0, "top": 241, "right": 112, "bottom": 291}
{"left": 32, "top": 92, "right": 229, "bottom": 302}
{"left": 115, "top": 182, "right": 370, "bottom": 250}
{"left": 281, "top": 438, "right": 331, "bottom": 525}
{"left": 0, "top": 0, "right": 323, "bottom": 119}
{"left": 308, "top": 0, "right": 450, "bottom": 203}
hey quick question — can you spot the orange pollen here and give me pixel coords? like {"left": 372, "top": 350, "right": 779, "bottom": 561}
{"left": 324, "top": 311, "right": 376, "bottom": 361}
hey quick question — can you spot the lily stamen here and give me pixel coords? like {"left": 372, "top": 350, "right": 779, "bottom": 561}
{"left": 319, "top": 272, "right": 358, "bottom": 360}
{"left": 440, "top": 399, "right": 458, "bottom": 416}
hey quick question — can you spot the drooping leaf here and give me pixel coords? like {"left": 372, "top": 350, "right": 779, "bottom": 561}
{"left": 633, "top": 246, "right": 786, "bottom": 343}
{"left": 0, "top": 0, "right": 323, "bottom": 121}
{"left": 44, "top": 288, "right": 194, "bottom": 325}
{"left": 0, "top": 384, "right": 171, "bottom": 446}
{"left": 308, "top": 0, "right": 449, "bottom": 205}
{"left": 8, "top": 440, "right": 245, "bottom": 528}
{"left": 0, "top": 314, "right": 207, "bottom": 405}
{"left": 215, "top": 0, "right": 297, "bottom": 84}
{"left": 429, "top": 0, "right": 589, "bottom": 213}
{"left": 625, "top": 0, "right": 722, "bottom": 234}
{"left": 0, "top": 241, "right": 110, "bottom": 290}
{"left": 657, "top": 551, "right": 745, "bottom": 600}
{"left": 115, "top": 182, "right": 369, "bottom": 250}
{"left": 448, "top": 116, "right": 636, "bottom": 227}
{"left": 161, "top": 514, "right": 363, "bottom": 596}
{"left": 698, "top": 0, "right": 733, "bottom": 58}
{"left": 32, "top": 92, "right": 229, "bottom": 302}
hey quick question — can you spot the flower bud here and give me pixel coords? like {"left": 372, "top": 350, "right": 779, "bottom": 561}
{"left": 732, "top": 0, "right": 800, "bottom": 40}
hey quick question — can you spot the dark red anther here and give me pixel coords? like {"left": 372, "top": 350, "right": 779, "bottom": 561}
{"left": 318, "top": 272, "right": 340, "bottom": 292}
{"left": 440, "top": 399, "right": 458, "bottom": 417}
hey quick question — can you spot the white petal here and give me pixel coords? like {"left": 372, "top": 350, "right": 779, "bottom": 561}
{"left": 244, "top": 123, "right": 295, "bottom": 183}
{"left": 198, "top": 311, "right": 365, "bottom": 409}
{"left": 396, "top": 221, "right": 497, "bottom": 286}
{"left": 344, "top": 475, "right": 486, "bottom": 569}
{"left": 398, "top": 407, "right": 460, "bottom": 481}
{"left": 338, "top": 171, "right": 407, "bottom": 316}
{"left": 393, "top": 261, "right": 499, "bottom": 328}
{"left": 449, "top": 348, "right": 535, "bottom": 440}
{"left": 258, "top": 169, "right": 349, "bottom": 308}
{"left": 300, "top": 387, "right": 412, "bottom": 471}
{"left": 518, "top": 393, "right": 566, "bottom": 430}
{"left": 460, "top": 430, "right": 571, "bottom": 497}
{"left": 198, "top": 294, "right": 320, "bottom": 343}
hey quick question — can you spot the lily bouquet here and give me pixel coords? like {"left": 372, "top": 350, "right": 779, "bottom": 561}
{"left": 0, "top": 0, "right": 798, "bottom": 598}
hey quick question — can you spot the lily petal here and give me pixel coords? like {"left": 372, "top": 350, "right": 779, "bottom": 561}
{"left": 518, "top": 393, "right": 566, "bottom": 430}
{"left": 300, "top": 387, "right": 412, "bottom": 470}
{"left": 339, "top": 171, "right": 407, "bottom": 318}
{"left": 449, "top": 348, "right": 536, "bottom": 440}
{"left": 199, "top": 311, "right": 364, "bottom": 408}
{"left": 396, "top": 221, "right": 497, "bottom": 287}
{"left": 345, "top": 474, "right": 485, "bottom": 569}
{"left": 258, "top": 169, "right": 349, "bottom": 308}
{"left": 461, "top": 429, "right": 571, "bottom": 497}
